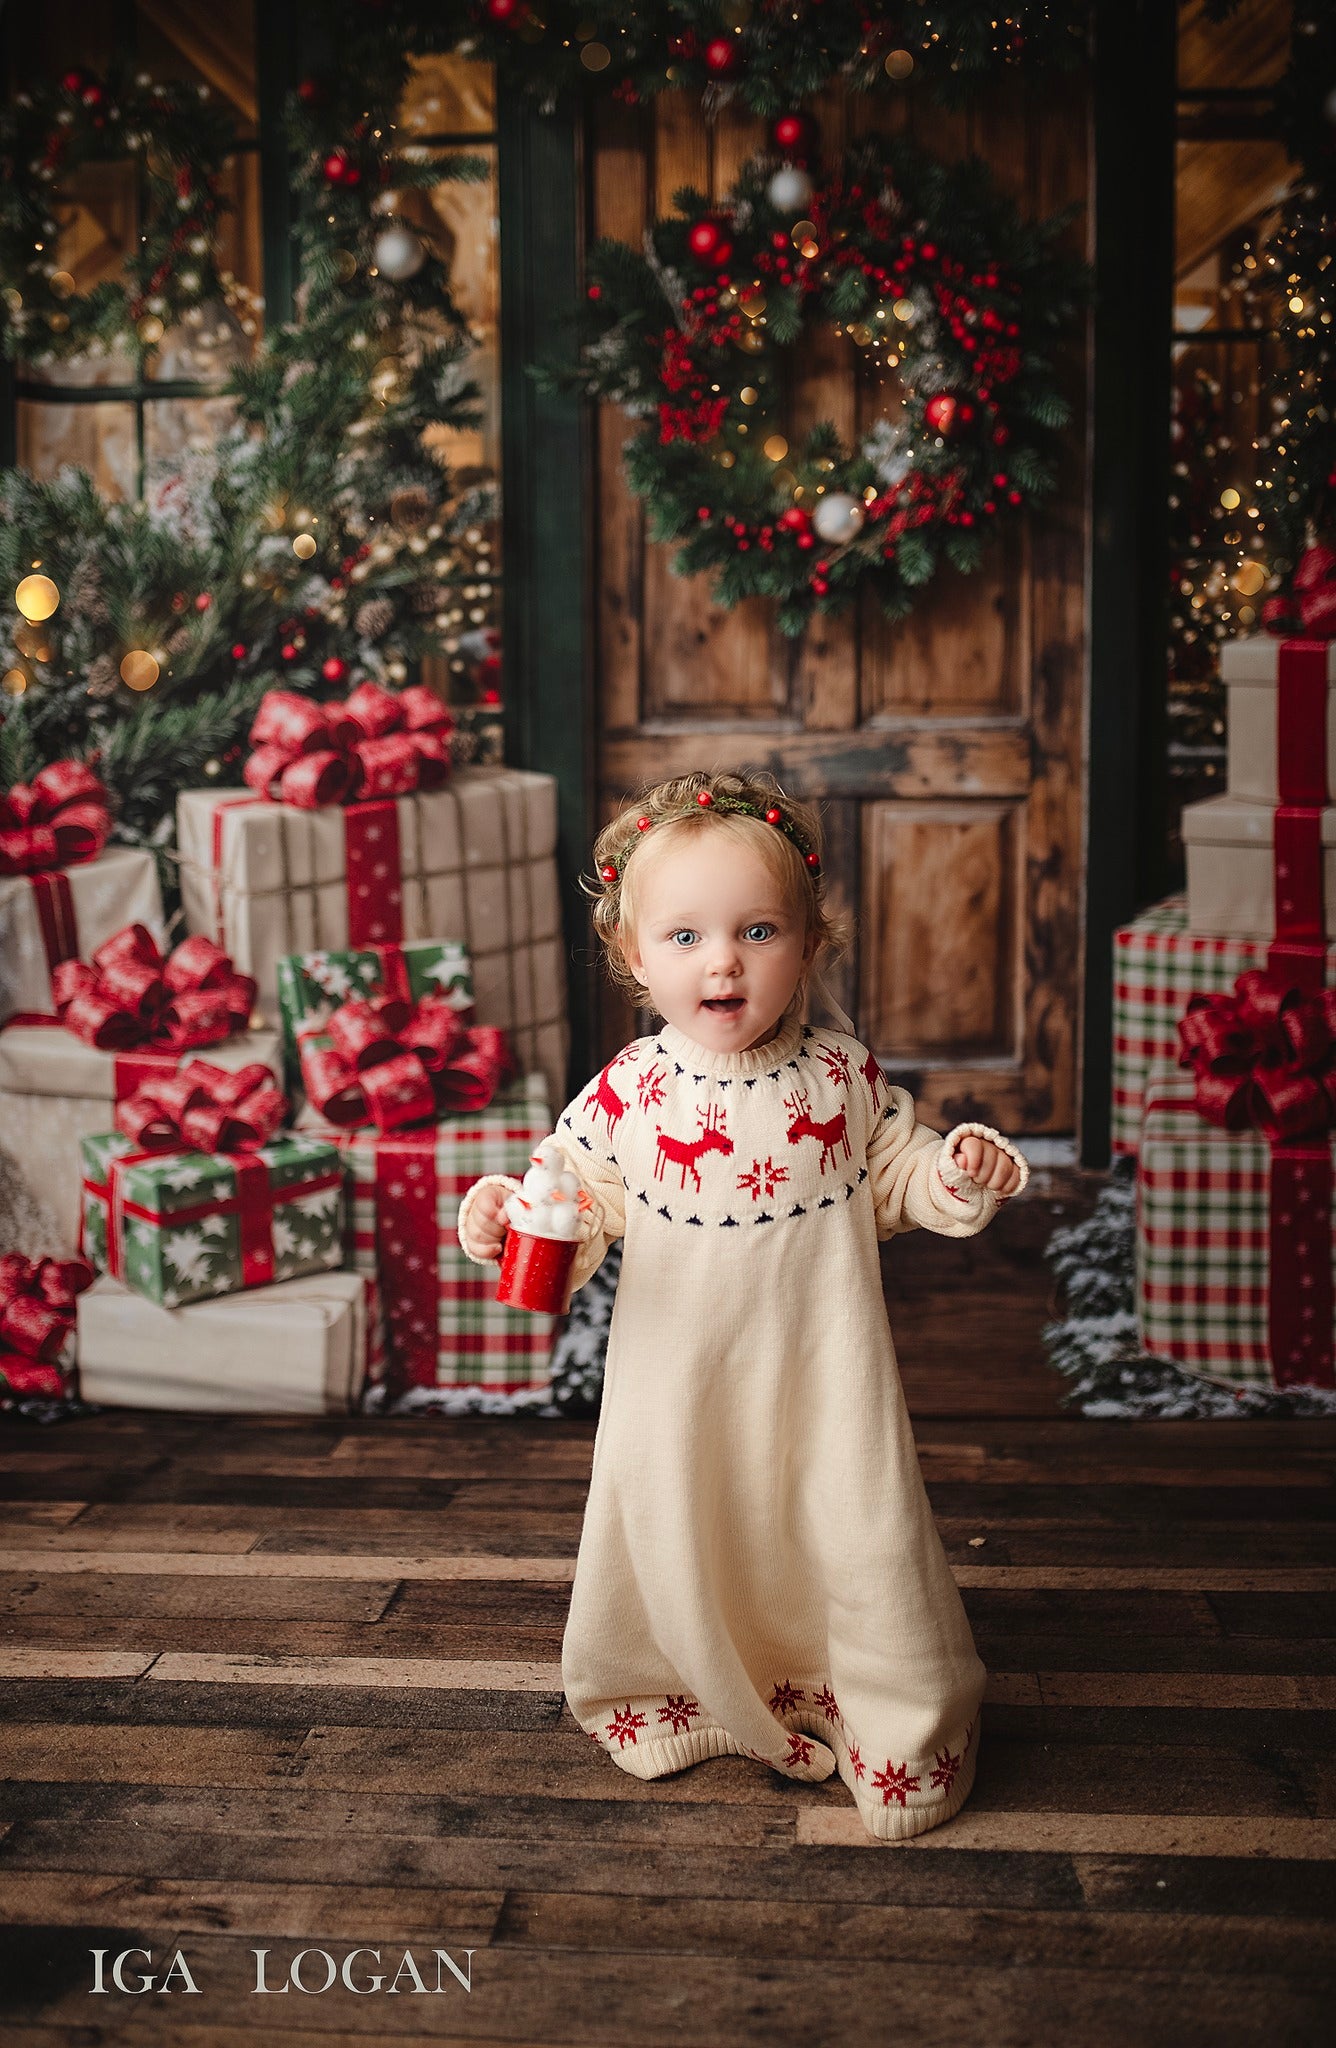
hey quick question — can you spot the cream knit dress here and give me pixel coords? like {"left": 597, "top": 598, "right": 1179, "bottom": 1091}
{"left": 457, "top": 1016, "right": 1028, "bottom": 1842}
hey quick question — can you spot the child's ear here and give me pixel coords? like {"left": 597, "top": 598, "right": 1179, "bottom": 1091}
{"left": 618, "top": 931, "right": 646, "bottom": 984}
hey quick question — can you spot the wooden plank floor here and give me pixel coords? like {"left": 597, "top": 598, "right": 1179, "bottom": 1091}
{"left": 1, "top": 1173, "right": 1334, "bottom": 2046}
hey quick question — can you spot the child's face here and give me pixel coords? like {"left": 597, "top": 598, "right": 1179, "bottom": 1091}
{"left": 620, "top": 831, "right": 813, "bottom": 1052}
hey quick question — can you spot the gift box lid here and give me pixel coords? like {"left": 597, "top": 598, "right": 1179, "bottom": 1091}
{"left": 0, "top": 1024, "right": 281, "bottom": 1100}
{"left": 1220, "top": 637, "right": 1336, "bottom": 687}
{"left": 1180, "top": 793, "right": 1336, "bottom": 850}
{"left": 80, "top": 1128, "right": 342, "bottom": 1218}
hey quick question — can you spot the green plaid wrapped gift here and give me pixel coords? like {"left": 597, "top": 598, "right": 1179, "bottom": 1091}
{"left": 80, "top": 1130, "right": 345, "bottom": 1309}
{"left": 275, "top": 941, "right": 473, "bottom": 1088}
{"left": 1136, "top": 1063, "right": 1336, "bottom": 1391}
{"left": 1112, "top": 897, "right": 1336, "bottom": 1158}
{"left": 320, "top": 1074, "right": 554, "bottom": 1394}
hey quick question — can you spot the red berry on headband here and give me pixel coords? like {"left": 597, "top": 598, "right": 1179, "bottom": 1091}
{"left": 696, "top": 790, "right": 714, "bottom": 806}
{"left": 636, "top": 815, "right": 652, "bottom": 831}
{"left": 805, "top": 852, "right": 821, "bottom": 869}
{"left": 765, "top": 807, "right": 782, "bottom": 825}
{"left": 600, "top": 863, "right": 617, "bottom": 882}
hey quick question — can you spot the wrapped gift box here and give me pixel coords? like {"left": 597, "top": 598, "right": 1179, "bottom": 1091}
{"left": 1136, "top": 1063, "right": 1336, "bottom": 1391}
{"left": 0, "top": 846, "right": 163, "bottom": 1024}
{"left": 275, "top": 939, "right": 473, "bottom": 1087}
{"left": 77, "top": 1270, "right": 376, "bottom": 1413}
{"left": 0, "top": 1026, "right": 281, "bottom": 1254}
{"left": 175, "top": 766, "right": 568, "bottom": 1105}
{"left": 1224, "top": 637, "right": 1336, "bottom": 804}
{"left": 302, "top": 1074, "right": 555, "bottom": 1394}
{"left": 1183, "top": 793, "right": 1336, "bottom": 939}
{"left": 1110, "top": 896, "right": 1336, "bottom": 1157}
{"left": 81, "top": 1129, "right": 344, "bottom": 1307}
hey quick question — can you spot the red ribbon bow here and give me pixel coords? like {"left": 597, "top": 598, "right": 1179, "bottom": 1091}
{"left": 243, "top": 683, "right": 454, "bottom": 809}
{"left": 49, "top": 924, "right": 257, "bottom": 1053}
{"left": 0, "top": 760, "right": 110, "bottom": 876}
{"left": 114, "top": 1060, "right": 287, "bottom": 1154}
{"left": 0, "top": 1253, "right": 94, "bottom": 1362}
{"left": 1178, "top": 969, "right": 1336, "bottom": 1142}
{"left": 301, "top": 993, "right": 516, "bottom": 1131}
{"left": 1265, "top": 542, "right": 1336, "bottom": 641}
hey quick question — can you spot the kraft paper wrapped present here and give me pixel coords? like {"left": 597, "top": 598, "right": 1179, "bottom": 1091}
{"left": 175, "top": 766, "right": 569, "bottom": 1105}
{"left": 80, "top": 1128, "right": 344, "bottom": 1308}
{"left": 275, "top": 938, "right": 473, "bottom": 1088}
{"left": 77, "top": 1269, "right": 377, "bottom": 1414}
{"left": 0, "top": 844, "right": 163, "bottom": 1024}
{"left": 1183, "top": 793, "right": 1336, "bottom": 939}
{"left": 300, "top": 1074, "right": 556, "bottom": 1395}
{"left": 1136, "top": 1062, "right": 1336, "bottom": 1392}
{"left": 1110, "top": 896, "right": 1336, "bottom": 1157}
{"left": 1223, "top": 636, "right": 1336, "bottom": 805}
{"left": 0, "top": 1025, "right": 281, "bottom": 1254}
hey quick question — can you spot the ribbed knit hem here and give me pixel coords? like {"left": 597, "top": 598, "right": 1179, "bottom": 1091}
{"left": 580, "top": 1694, "right": 982, "bottom": 1842}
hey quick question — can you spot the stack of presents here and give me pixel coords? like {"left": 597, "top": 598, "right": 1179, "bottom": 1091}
{"left": 1115, "top": 610, "right": 1336, "bottom": 1393}
{"left": 0, "top": 684, "right": 569, "bottom": 1414}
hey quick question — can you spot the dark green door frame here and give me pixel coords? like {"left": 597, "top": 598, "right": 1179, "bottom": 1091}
{"left": 498, "top": 91, "right": 594, "bottom": 1097}
{"left": 1080, "top": 0, "right": 1177, "bottom": 1164}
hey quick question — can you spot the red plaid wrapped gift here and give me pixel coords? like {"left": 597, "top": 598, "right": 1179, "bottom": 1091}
{"left": 1111, "top": 897, "right": 1336, "bottom": 1156}
{"left": 306, "top": 1074, "right": 556, "bottom": 1395}
{"left": 1136, "top": 967, "right": 1336, "bottom": 1390}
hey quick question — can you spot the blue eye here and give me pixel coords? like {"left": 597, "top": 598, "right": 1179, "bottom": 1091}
{"left": 669, "top": 930, "right": 698, "bottom": 947}
{"left": 744, "top": 923, "right": 776, "bottom": 942}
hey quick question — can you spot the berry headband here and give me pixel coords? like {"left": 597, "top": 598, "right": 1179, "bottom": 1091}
{"left": 597, "top": 788, "right": 821, "bottom": 888}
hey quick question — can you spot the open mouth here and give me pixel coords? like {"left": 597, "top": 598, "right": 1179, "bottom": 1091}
{"left": 702, "top": 997, "right": 745, "bottom": 1015}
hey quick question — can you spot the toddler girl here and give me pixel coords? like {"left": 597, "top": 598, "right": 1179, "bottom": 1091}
{"left": 457, "top": 770, "right": 1026, "bottom": 1841}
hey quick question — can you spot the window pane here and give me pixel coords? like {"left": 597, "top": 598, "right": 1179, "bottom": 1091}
{"left": 400, "top": 54, "right": 496, "bottom": 135}
{"left": 1176, "top": 0, "right": 1291, "bottom": 91}
{"left": 134, "top": 0, "right": 259, "bottom": 142}
{"left": 17, "top": 397, "right": 137, "bottom": 499}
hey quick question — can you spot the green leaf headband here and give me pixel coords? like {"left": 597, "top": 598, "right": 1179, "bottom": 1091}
{"left": 597, "top": 789, "right": 821, "bottom": 888}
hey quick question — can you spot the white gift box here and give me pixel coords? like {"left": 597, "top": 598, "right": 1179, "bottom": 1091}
{"left": 77, "top": 1269, "right": 374, "bottom": 1413}
{"left": 0, "top": 846, "right": 164, "bottom": 1024}
{"left": 0, "top": 1026, "right": 283, "bottom": 1254}
{"left": 1182, "top": 793, "right": 1336, "bottom": 939}
{"left": 176, "top": 766, "right": 568, "bottom": 1106}
{"left": 1223, "top": 637, "right": 1336, "bottom": 804}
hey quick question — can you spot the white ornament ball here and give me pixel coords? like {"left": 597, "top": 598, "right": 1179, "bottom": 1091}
{"left": 812, "top": 491, "right": 865, "bottom": 545}
{"left": 767, "top": 164, "right": 814, "bottom": 214}
{"left": 372, "top": 223, "right": 426, "bottom": 282}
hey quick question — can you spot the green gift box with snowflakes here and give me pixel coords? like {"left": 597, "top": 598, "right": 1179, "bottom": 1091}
{"left": 274, "top": 941, "right": 474, "bottom": 1088}
{"left": 79, "top": 1129, "right": 345, "bottom": 1309}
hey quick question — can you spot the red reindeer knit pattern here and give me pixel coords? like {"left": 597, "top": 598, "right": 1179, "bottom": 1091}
{"left": 457, "top": 1016, "right": 1027, "bottom": 1844}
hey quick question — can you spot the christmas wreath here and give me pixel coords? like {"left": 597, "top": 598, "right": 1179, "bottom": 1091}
{"left": 0, "top": 68, "right": 235, "bottom": 365}
{"left": 565, "top": 137, "right": 1082, "bottom": 633}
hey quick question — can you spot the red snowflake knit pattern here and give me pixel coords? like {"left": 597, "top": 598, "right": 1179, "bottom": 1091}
{"left": 604, "top": 1703, "right": 648, "bottom": 1749}
{"left": 658, "top": 1694, "right": 704, "bottom": 1734}
{"left": 871, "top": 1758, "right": 922, "bottom": 1808}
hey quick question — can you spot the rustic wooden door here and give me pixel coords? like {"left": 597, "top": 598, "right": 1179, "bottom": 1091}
{"left": 587, "top": 76, "right": 1088, "bottom": 1136}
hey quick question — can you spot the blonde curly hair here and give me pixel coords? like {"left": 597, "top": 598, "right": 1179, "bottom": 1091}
{"left": 582, "top": 768, "right": 852, "bottom": 1007}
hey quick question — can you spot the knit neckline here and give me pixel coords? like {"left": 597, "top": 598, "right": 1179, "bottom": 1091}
{"left": 656, "top": 1013, "right": 807, "bottom": 1077}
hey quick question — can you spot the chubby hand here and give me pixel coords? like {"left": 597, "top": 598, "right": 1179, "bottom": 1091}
{"left": 952, "top": 1134, "right": 1022, "bottom": 1199}
{"left": 467, "top": 1183, "right": 510, "bottom": 1260}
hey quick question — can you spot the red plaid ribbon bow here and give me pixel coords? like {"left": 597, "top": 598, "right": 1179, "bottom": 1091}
{"left": 114, "top": 1060, "right": 287, "bottom": 1153}
{"left": 0, "top": 1253, "right": 94, "bottom": 1362}
{"left": 0, "top": 760, "right": 110, "bottom": 876}
{"left": 301, "top": 993, "right": 515, "bottom": 1132}
{"left": 243, "top": 683, "right": 453, "bottom": 808}
{"left": 1178, "top": 969, "right": 1336, "bottom": 1142}
{"left": 50, "top": 925, "right": 257, "bottom": 1053}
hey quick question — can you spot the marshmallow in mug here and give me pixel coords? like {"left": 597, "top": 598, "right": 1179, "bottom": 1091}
{"left": 503, "top": 1138, "right": 585, "bottom": 1241}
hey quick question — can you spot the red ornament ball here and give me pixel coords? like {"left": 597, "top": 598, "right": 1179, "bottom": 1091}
{"left": 696, "top": 789, "right": 714, "bottom": 807}
{"left": 296, "top": 78, "right": 322, "bottom": 105}
{"left": 925, "top": 393, "right": 958, "bottom": 436}
{"left": 230, "top": 643, "right": 247, "bottom": 660}
{"left": 321, "top": 656, "right": 347, "bottom": 684}
{"left": 687, "top": 218, "right": 722, "bottom": 262}
{"left": 773, "top": 114, "right": 808, "bottom": 152}
{"left": 777, "top": 506, "right": 810, "bottom": 533}
{"left": 704, "top": 37, "right": 737, "bottom": 74}
{"left": 61, "top": 70, "right": 86, "bottom": 94}
{"left": 194, "top": 592, "right": 212, "bottom": 612}
{"left": 487, "top": 0, "right": 522, "bottom": 18}
{"left": 281, "top": 643, "right": 298, "bottom": 662}
{"left": 764, "top": 807, "right": 783, "bottom": 825}
{"left": 322, "top": 152, "right": 349, "bottom": 184}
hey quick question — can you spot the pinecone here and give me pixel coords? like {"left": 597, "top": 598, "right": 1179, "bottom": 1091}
{"left": 389, "top": 484, "right": 432, "bottom": 533}
{"left": 410, "top": 581, "right": 445, "bottom": 616}
{"left": 165, "top": 626, "right": 193, "bottom": 659}
{"left": 67, "top": 555, "right": 110, "bottom": 628}
{"left": 85, "top": 653, "right": 119, "bottom": 698}
{"left": 355, "top": 596, "right": 395, "bottom": 641}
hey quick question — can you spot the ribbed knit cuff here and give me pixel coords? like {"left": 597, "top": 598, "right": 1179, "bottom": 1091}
{"left": 939, "top": 1122, "right": 1030, "bottom": 1202}
{"left": 456, "top": 1174, "right": 522, "bottom": 1264}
